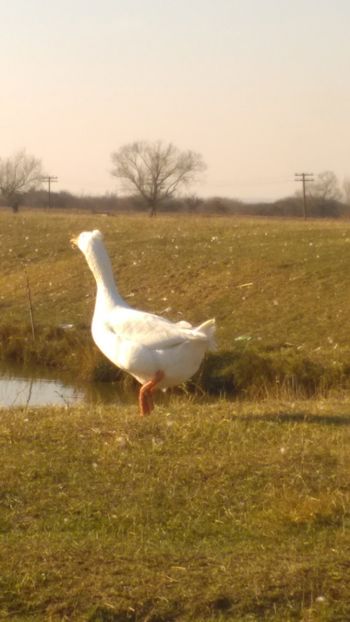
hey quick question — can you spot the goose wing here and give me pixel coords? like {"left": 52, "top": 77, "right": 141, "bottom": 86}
{"left": 105, "top": 307, "right": 206, "bottom": 350}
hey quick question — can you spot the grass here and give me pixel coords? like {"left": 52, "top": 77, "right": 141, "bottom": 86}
{"left": 0, "top": 397, "right": 350, "bottom": 620}
{"left": 2, "top": 211, "right": 350, "bottom": 619}
{"left": 1, "top": 210, "right": 350, "bottom": 395}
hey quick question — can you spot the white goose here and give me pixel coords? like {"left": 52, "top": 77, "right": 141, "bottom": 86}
{"left": 71, "top": 230, "right": 216, "bottom": 416}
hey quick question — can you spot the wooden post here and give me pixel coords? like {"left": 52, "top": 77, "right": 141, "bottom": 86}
{"left": 294, "top": 173, "right": 314, "bottom": 219}
{"left": 24, "top": 268, "right": 36, "bottom": 341}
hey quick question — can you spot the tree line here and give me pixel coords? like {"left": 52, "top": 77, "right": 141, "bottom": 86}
{"left": 1, "top": 144, "right": 350, "bottom": 218}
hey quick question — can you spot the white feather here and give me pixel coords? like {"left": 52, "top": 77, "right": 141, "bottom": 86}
{"left": 73, "top": 230, "right": 216, "bottom": 390}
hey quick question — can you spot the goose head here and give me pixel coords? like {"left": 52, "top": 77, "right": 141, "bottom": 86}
{"left": 71, "top": 229, "right": 104, "bottom": 254}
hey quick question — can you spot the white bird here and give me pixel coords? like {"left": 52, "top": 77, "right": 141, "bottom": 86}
{"left": 71, "top": 230, "right": 216, "bottom": 416}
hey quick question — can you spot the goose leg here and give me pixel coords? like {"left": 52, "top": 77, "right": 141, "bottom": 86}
{"left": 139, "top": 370, "right": 164, "bottom": 416}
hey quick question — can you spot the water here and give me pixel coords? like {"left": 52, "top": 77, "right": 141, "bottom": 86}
{"left": 0, "top": 363, "right": 125, "bottom": 408}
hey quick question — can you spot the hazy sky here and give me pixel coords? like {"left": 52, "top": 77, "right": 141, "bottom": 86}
{"left": 2, "top": 0, "right": 350, "bottom": 200}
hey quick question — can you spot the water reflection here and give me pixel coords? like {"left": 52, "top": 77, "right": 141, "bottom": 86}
{"left": 0, "top": 363, "right": 129, "bottom": 408}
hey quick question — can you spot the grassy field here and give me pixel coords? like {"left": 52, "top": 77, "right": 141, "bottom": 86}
{"left": 0, "top": 398, "right": 350, "bottom": 621}
{"left": 1, "top": 211, "right": 350, "bottom": 620}
{"left": 1, "top": 210, "right": 350, "bottom": 395}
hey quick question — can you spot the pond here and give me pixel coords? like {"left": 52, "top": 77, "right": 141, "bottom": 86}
{"left": 0, "top": 362, "right": 129, "bottom": 408}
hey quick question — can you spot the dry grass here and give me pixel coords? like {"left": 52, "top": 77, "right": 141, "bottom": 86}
{"left": 1, "top": 210, "right": 350, "bottom": 395}
{"left": 0, "top": 397, "right": 350, "bottom": 620}
{"left": 2, "top": 211, "right": 350, "bottom": 619}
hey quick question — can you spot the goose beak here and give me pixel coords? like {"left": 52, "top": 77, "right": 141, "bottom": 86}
{"left": 70, "top": 236, "right": 78, "bottom": 248}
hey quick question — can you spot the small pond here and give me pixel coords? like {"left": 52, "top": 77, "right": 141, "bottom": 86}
{"left": 0, "top": 362, "right": 129, "bottom": 408}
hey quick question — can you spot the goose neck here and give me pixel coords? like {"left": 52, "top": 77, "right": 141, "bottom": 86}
{"left": 85, "top": 240, "right": 127, "bottom": 309}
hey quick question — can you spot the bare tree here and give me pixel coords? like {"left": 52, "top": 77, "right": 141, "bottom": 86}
{"left": 0, "top": 150, "right": 44, "bottom": 212}
{"left": 311, "top": 170, "right": 342, "bottom": 201}
{"left": 111, "top": 140, "right": 206, "bottom": 216}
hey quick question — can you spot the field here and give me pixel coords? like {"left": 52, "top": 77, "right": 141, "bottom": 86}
{"left": 1, "top": 210, "right": 350, "bottom": 395}
{"left": 1, "top": 399, "right": 350, "bottom": 621}
{"left": 1, "top": 211, "right": 350, "bottom": 620}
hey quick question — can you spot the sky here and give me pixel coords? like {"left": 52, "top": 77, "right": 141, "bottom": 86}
{"left": 1, "top": 0, "right": 350, "bottom": 201}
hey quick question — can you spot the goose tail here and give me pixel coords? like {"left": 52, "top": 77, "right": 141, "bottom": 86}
{"left": 195, "top": 318, "right": 217, "bottom": 351}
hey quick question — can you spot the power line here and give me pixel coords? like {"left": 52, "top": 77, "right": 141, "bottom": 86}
{"left": 41, "top": 175, "right": 58, "bottom": 209}
{"left": 294, "top": 172, "right": 314, "bottom": 219}
{"left": 205, "top": 177, "right": 293, "bottom": 189}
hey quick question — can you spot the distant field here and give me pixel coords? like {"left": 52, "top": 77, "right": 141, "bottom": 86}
{"left": 0, "top": 398, "right": 349, "bottom": 621}
{"left": 1, "top": 210, "right": 350, "bottom": 395}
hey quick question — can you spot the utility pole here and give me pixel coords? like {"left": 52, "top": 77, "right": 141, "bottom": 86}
{"left": 41, "top": 175, "right": 58, "bottom": 209}
{"left": 294, "top": 172, "right": 314, "bottom": 219}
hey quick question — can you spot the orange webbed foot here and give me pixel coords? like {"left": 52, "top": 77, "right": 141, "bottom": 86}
{"left": 138, "top": 370, "right": 165, "bottom": 416}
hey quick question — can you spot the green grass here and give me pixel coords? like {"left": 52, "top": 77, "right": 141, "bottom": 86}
{"left": 0, "top": 398, "right": 350, "bottom": 621}
{"left": 1, "top": 210, "right": 350, "bottom": 395}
